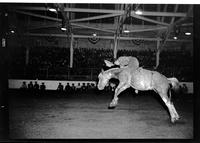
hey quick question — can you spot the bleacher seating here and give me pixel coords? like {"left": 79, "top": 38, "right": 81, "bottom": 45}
{"left": 9, "top": 46, "right": 193, "bottom": 82}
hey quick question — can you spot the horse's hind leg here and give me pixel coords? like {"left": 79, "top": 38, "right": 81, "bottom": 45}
{"left": 168, "top": 89, "right": 180, "bottom": 120}
{"left": 156, "top": 88, "right": 180, "bottom": 123}
{"left": 169, "top": 102, "right": 180, "bottom": 121}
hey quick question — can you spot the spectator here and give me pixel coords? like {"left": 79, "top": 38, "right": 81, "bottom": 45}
{"left": 34, "top": 81, "right": 39, "bottom": 90}
{"left": 40, "top": 82, "right": 46, "bottom": 96}
{"left": 76, "top": 83, "right": 82, "bottom": 93}
{"left": 86, "top": 83, "right": 91, "bottom": 92}
{"left": 90, "top": 83, "right": 96, "bottom": 93}
{"left": 28, "top": 81, "right": 34, "bottom": 91}
{"left": 65, "top": 83, "right": 72, "bottom": 94}
{"left": 20, "top": 81, "right": 27, "bottom": 90}
{"left": 33, "top": 81, "right": 40, "bottom": 96}
{"left": 71, "top": 83, "right": 76, "bottom": 93}
{"left": 57, "top": 82, "right": 64, "bottom": 91}
{"left": 81, "top": 83, "right": 87, "bottom": 93}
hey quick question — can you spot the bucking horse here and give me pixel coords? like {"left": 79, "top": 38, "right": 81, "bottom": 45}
{"left": 97, "top": 58, "right": 180, "bottom": 123}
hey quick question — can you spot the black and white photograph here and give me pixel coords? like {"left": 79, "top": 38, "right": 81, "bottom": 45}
{"left": 0, "top": 1, "right": 196, "bottom": 140}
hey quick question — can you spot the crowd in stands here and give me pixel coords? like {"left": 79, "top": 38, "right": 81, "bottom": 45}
{"left": 9, "top": 46, "right": 193, "bottom": 82}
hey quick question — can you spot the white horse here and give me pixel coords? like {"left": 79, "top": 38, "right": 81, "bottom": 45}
{"left": 97, "top": 60, "right": 180, "bottom": 123}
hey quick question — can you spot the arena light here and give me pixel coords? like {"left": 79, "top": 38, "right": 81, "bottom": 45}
{"left": 61, "top": 27, "right": 67, "bottom": 31}
{"left": 123, "top": 29, "right": 130, "bottom": 33}
{"left": 48, "top": 8, "right": 57, "bottom": 12}
{"left": 93, "top": 33, "right": 97, "bottom": 37}
{"left": 61, "top": 19, "right": 67, "bottom": 31}
{"left": 135, "top": 10, "right": 143, "bottom": 15}
{"left": 185, "top": 32, "right": 191, "bottom": 36}
{"left": 10, "top": 30, "right": 15, "bottom": 34}
{"left": 173, "top": 36, "right": 177, "bottom": 40}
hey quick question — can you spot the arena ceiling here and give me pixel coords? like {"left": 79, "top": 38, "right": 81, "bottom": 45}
{"left": 3, "top": 3, "right": 193, "bottom": 45}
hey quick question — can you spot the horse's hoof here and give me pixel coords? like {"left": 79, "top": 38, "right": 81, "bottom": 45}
{"left": 171, "top": 117, "right": 179, "bottom": 123}
{"left": 108, "top": 106, "right": 116, "bottom": 109}
{"left": 176, "top": 116, "right": 180, "bottom": 120}
{"left": 171, "top": 120, "right": 176, "bottom": 124}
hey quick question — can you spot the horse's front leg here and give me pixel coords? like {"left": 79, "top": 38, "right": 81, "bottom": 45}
{"left": 108, "top": 83, "right": 130, "bottom": 109}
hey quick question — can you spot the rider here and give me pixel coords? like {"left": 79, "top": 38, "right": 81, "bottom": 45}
{"left": 114, "top": 56, "right": 139, "bottom": 70}
{"left": 114, "top": 56, "right": 140, "bottom": 94}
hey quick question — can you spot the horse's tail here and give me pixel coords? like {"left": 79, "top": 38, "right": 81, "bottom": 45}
{"left": 167, "top": 77, "right": 180, "bottom": 92}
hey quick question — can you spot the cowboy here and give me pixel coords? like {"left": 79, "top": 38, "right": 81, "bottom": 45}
{"left": 104, "top": 56, "right": 139, "bottom": 70}
{"left": 114, "top": 56, "right": 139, "bottom": 70}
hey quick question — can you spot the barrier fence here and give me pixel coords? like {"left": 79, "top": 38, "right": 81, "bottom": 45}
{"left": 8, "top": 79, "right": 193, "bottom": 94}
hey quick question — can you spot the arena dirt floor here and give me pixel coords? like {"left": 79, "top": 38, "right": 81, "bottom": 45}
{"left": 8, "top": 89, "right": 193, "bottom": 139}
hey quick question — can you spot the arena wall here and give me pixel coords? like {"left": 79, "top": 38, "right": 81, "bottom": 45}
{"left": 8, "top": 79, "right": 96, "bottom": 90}
{"left": 8, "top": 79, "right": 193, "bottom": 94}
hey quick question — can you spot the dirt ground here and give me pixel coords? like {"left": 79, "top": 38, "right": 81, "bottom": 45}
{"left": 9, "top": 90, "right": 193, "bottom": 139}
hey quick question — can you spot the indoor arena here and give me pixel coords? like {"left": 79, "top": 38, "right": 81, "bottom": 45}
{"left": 0, "top": 3, "right": 194, "bottom": 139}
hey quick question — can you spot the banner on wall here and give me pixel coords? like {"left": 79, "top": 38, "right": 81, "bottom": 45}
{"left": 131, "top": 39, "right": 144, "bottom": 46}
{"left": 45, "top": 36, "right": 58, "bottom": 45}
{"left": 88, "top": 36, "right": 100, "bottom": 44}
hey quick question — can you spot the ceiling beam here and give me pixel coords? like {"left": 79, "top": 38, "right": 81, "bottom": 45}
{"left": 24, "top": 33, "right": 160, "bottom": 41}
{"left": 129, "top": 26, "right": 167, "bottom": 33}
{"left": 28, "top": 23, "right": 60, "bottom": 30}
{"left": 15, "top": 10, "right": 61, "bottom": 22}
{"left": 161, "top": 4, "right": 168, "bottom": 22}
{"left": 15, "top": 10, "right": 115, "bottom": 33}
{"left": 159, "top": 4, "right": 180, "bottom": 50}
{"left": 15, "top": 10, "right": 120, "bottom": 25}
{"left": 72, "top": 23, "right": 115, "bottom": 33}
{"left": 71, "top": 13, "right": 122, "bottom": 22}
{"left": 27, "top": 22, "right": 168, "bottom": 33}
{"left": 174, "top": 5, "right": 193, "bottom": 25}
{"left": 15, "top": 6, "right": 188, "bottom": 17}
{"left": 24, "top": 33, "right": 192, "bottom": 42}
{"left": 55, "top": 4, "right": 72, "bottom": 36}
{"left": 181, "top": 23, "right": 193, "bottom": 27}
{"left": 15, "top": 8, "right": 187, "bottom": 27}
{"left": 116, "top": 4, "right": 132, "bottom": 34}
{"left": 131, "top": 13, "right": 170, "bottom": 26}
{"left": 140, "top": 11, "right": 186, "bottom": 17}
{"left": 170, "top": 5, "right": 179, "bottom": 24}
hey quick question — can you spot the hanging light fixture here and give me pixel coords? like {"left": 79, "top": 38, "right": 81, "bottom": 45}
{"left": 46, "top": 3, "right": 57, "bottom": 13}
{"left": 10, "top": 30, "right": 15, "bottom": 34}
{"left": 48, "top": 7, "right": 57, "bottom": 12}
{"left": 135, "top": 9, "right": 143, "bottom": 15}
{"left": 61, "top": 19, "right": 67, "bottom": 31}
{"left": 123, "top": 28, "right": 130, "bottom": 33}
{"left": 61, "top": 27, "right": 67, "bottom": 31}
{"left": 185, "top": 32, "right": 191, "bottom": 36}
{"left": 92, "top": 33, "right": 97, "bottom": 37}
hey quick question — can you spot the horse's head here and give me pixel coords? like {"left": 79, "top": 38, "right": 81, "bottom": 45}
{"left": 97, "top": 69, "right": 112, "bottom": 90}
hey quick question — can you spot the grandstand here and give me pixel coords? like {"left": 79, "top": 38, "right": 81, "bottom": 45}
{"left": 0, "top": 3, "right": 194, "bottom": 139}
